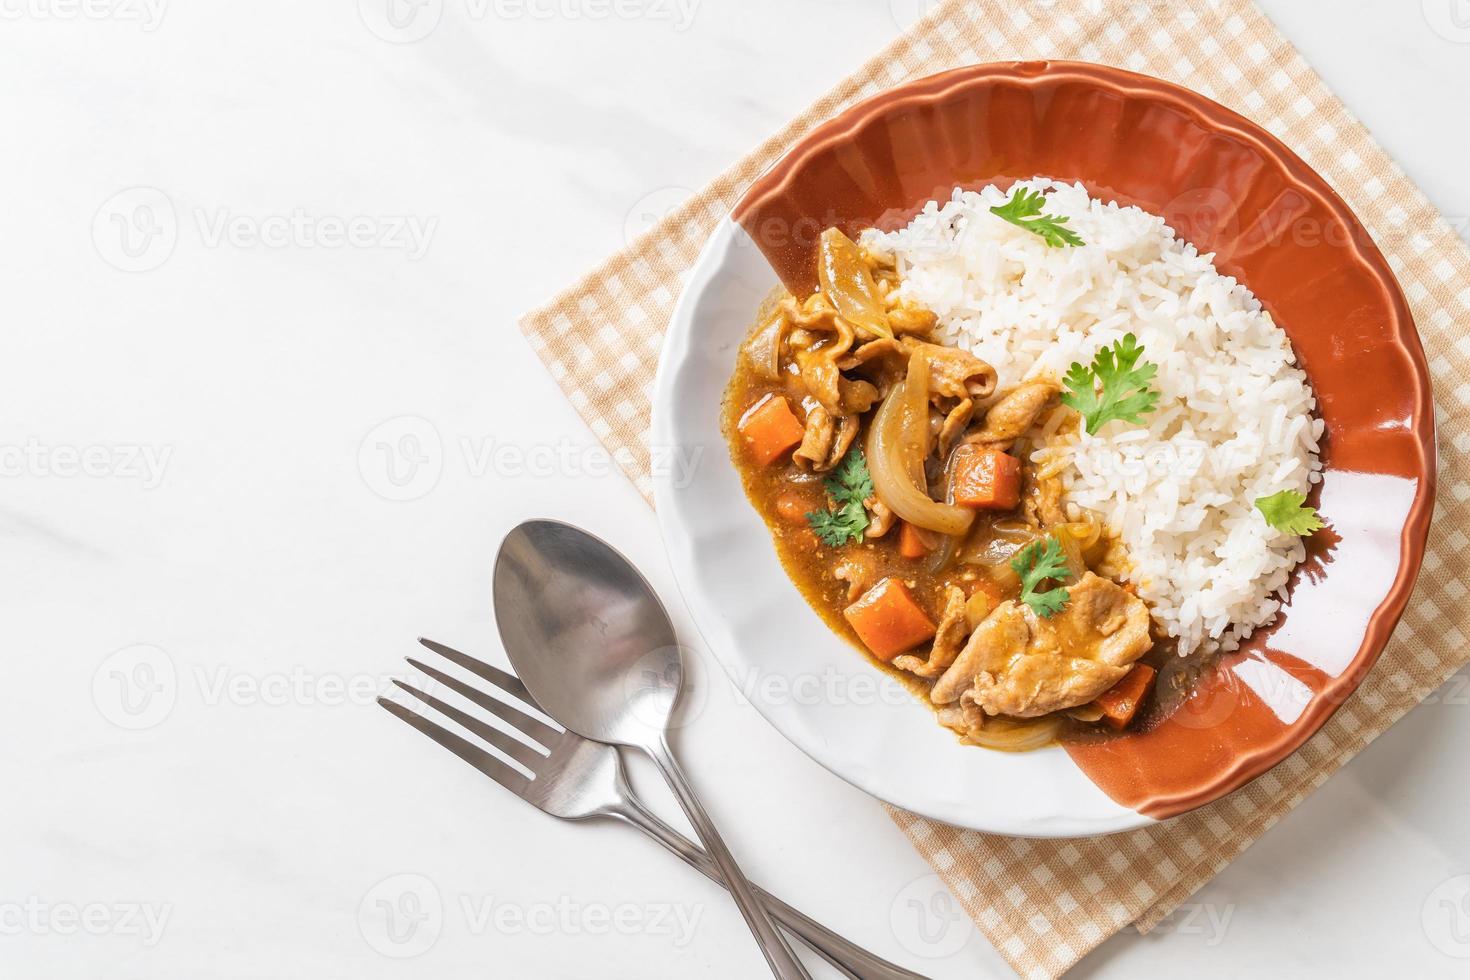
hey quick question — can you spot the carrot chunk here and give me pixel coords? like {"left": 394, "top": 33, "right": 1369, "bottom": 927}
{"left": 843, "top": 577, "right": 937, "bottom": 662}
{"left": 897, "top": 521, "right": 935, "bottom": 559}
{"left": 738, "top": 394, "right": 805, "bottom": 466}
{"left": 949, "top": 445, "right": 1021, "bottom": 509}
{"left": 1093, "top": 663, "right": 1156, "bottom": 730}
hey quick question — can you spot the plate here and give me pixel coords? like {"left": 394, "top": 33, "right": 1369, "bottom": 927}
{"left": 650, "top": 61, "right": 1434, "bottom": 836}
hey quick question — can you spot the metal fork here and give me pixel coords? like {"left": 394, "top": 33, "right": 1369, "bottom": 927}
{"left": 379, "top": 638, "right": 927, "bottom": 980}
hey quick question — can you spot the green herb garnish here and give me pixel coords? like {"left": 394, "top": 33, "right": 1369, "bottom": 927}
{"left": 824, "top": 448, "right": 873, "bottom": 505}
{"left": 1060, "top": 333, "right": 1161, "bottom": 435}
{"left": 1255, "top": 490, "right": 1324, "bottom": 536}
{"left": 805, "top": 449, "right": 873, "bottom": 547}
{"left": 989, "top": 187, "right": 1085, "bottom": 248}
{"left": 1010, "top": 538, "right": 1072, "bottom": 618}
{"left": 807, "top": 502, "right": 868, "bottom": 547}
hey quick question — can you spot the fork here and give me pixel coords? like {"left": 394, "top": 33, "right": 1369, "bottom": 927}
{"left": 379, "top": 638, "right": 927, "bottom": 980}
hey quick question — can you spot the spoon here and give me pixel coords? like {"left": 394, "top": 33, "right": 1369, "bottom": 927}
{"left": 494, "top": 519, "right": 813, "bottom": 980}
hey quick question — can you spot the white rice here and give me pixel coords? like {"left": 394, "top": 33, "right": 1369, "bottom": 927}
{"left": 860, "top": 179, "right": 1323, "bottom": 658}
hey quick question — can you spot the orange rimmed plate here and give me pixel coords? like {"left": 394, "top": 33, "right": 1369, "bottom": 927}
{"left": 651, "top": 61, "right": 1434, "bottom": 835}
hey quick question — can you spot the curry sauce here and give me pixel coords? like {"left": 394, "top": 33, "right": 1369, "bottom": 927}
{"left": 721, "top": 233, "right": 1163, "bottom": 750}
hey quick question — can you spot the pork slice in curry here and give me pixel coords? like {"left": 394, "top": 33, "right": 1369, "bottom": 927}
{"left": 722, "top": 228, "right": 1160, "bottom": 751}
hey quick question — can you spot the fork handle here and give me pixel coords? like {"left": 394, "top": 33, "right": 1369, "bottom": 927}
{"left": 610, "top": 794, "right": 929, "bottom": 980}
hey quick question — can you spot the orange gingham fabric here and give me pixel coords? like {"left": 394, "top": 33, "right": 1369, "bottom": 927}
{"left": 519, "top": 2, "right": 1464, "bottom": 976}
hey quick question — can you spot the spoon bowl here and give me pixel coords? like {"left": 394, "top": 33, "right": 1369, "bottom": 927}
{"left": 494, "top": 519, "right": 684, "bottom": 747}
{"left": 494, "top": 519, "right": 813, "bottom": 979}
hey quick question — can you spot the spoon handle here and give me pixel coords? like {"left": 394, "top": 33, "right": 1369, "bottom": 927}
{"left": 643, "top": 735, "right": 814, "bottom": 980}
{"left": 612, "top": 794, "right": 928, "bottom": 980}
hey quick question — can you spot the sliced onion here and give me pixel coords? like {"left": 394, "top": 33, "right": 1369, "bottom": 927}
{"left": 982, "top": 561, "right": 1021, "bottom": 596}
{"left": 866, "top": 381, "right": 973, "bottom": 537}
{"left": 1051, "top": 526, "right": 1088, "bottom": 581}
{"left": 968, "top": 715, "right": 1063, "bottom": 752}
{"left": 817, "top": 228, "right": 892, "bottom": 339}
{"left": 958, "top": 518, "right": 1036, "bottom": 567}
{"left": 742, "top": 311, "right": 787, "bottom": 381}
{"left": 926, "top": 528, "right": 958, "bottom": 574}
{"left": 902, "top": 351, "right": 930, "bottom": 480}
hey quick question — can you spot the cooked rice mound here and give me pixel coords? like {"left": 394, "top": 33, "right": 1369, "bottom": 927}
{"left": 861, "top": 179, "right": 1323, "bottom": 657}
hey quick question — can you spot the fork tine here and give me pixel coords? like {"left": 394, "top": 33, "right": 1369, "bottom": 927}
{"left": 417, "top": 637, "right": 537, "bottom": 706}
{"left": 407, "top": 653, "right": 562, "bottom": 746}
{"left": 378, "top": 697, "right": 533, "bottom": 794}
{"left": 392, "top": 679, "right": 548, "bottom": 769}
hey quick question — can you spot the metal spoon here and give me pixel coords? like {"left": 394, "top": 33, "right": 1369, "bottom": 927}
{"left": 494, "top": 519, "right": 813, "bottom": 980}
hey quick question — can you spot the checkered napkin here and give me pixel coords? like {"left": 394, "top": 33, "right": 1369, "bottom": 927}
{"left": 520, "top": 2, "right": 1466, "bottom": 975}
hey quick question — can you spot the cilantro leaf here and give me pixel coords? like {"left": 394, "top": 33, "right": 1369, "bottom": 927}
{"left": 1059, "top": 333, "right": 1161, "bottom": 434}
{"left": 807, "top": 500, "right": 868, "bottom": 547}
{"left": 989, "top": 187, "right": 1085, "bottom": 248}
{"left": 1255, "top": 490, "right": 1324, "bottom": 536}
{"left": 1010, "top": 538, "right": 1072, "bottom": 618}
{"left": 806, "top": 449, "right": 873, "bottom": 546}
{"left": 824, "top": 449, "right": 873, "bottom": 507}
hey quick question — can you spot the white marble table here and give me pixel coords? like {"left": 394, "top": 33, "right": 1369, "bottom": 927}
{"left": 3, "top": 1, "right": 1468, "bottom": 976}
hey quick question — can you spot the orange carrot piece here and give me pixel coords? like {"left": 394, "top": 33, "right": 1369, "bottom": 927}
{"left": 1093, "top": 663, "right": 1157, "bottom": 730}
{"left": 843, "top": 577, "right": 937, "bottom": 662}
{"left": 950, "top": 445, "right": 1021, "bottom": 510}
{"left": 897, "top": 521, "right": 935, "bottom": 559}
{"left": 738, "top": 394, "right": 805, "bottom": 466}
